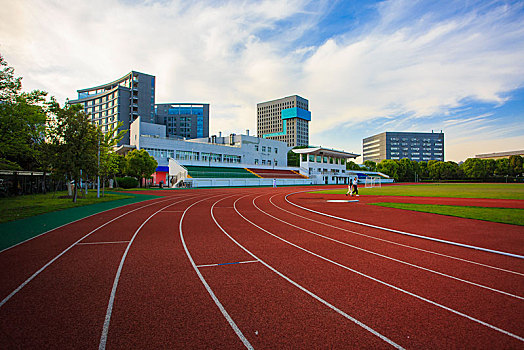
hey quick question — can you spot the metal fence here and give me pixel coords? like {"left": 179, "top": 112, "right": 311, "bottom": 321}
{"left": 0, "top": 170, "right": 66, "bottom": 197}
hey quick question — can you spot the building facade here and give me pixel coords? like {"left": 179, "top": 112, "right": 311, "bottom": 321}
{"left": 129, "top": 117, "right": 288, "bottom": 170}
{"left": 363, "top": 131, "right": 444, "bottom": 163}
{"left": 155, "top": 103, "right": 209, "bottom": 139}
{"left": 69, "top": 71, "right": 156, "bottom": 145}
{"left": 292, "top": 147, "right": 359, "bottom": 184}
{"left": 257, "top": 95, "right": 310, "bottom": 147}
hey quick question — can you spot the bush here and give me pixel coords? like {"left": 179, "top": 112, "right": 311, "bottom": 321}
{"left": 115, "top": 176, "right": 138, "bottom": 189}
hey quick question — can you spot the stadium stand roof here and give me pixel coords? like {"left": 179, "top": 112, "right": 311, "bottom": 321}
{"left": 292, "top": 147, "right": 359, "bottom": 158}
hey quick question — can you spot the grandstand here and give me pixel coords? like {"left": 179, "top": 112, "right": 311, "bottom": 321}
{"left": 184, "top": 166, "right": 258, "bottom": 179}
{"left": 247, "top": 168, "right": 308, "bottom": 179}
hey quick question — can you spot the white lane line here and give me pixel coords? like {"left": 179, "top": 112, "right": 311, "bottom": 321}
{"left": 236, "top": 196, "right": 524, "bottom": 343}
{"left": 180, "top": 195, "right": 253, "bottom": 350}
{"left": 197, "top": 260, "right": 260, "bottom": 268}
{"left": 99, "top": 194, "right": 203, "bottom": 350}
{"left": 270, "top": 195, "right": 524, "bottom": 277}
{"left": 285, "top": 191, "right": 524, "bottom": 260}
{"left": 0, "top": 195, "right": 190, "bottom": 309}
{"left": 76, "top": 241, "right": 131, "bottom": 245}
{"left": 210, "top": 196, "right": 404, "bottom": 349}
{"left": 252, "top": 196, "right": 523, "bottom": 300}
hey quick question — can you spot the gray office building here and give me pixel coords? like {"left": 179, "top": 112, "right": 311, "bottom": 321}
{"left": 155, "top": 103, "right": 209, "bottom": 139}
{"left": 69, "top": 71, "right": 156, "bottom": 145}
{"left": 257, "top": 95, "right": 311, "bottom": 148}
{"left": 363, "top": 131, "right": 444, "bottom": 163}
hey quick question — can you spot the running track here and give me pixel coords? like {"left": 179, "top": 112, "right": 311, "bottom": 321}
{"left": 0, "top": 186, "right": 523, "bottom": 349}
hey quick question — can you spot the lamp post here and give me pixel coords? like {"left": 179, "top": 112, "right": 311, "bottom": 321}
{"left": 97, "top": 136, "right": 100, "bottom": 198}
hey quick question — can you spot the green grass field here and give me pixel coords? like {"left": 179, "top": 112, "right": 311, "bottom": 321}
{"left": 0, "top": 191, "right": 134, "bottom": 223}
{"left": 370, "top": 202, "right": 524, "bottom": 226}
{"left": 315, "top": 183, "right": 524, "bottom": 200}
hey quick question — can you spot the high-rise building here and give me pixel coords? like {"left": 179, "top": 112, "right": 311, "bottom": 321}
{"left": 363, "top": 131, "right": 444, "bottom": 163}
{"left": 69, "top": 71, "right": 156, "bottom": 145}
{"left": 155, "top": 103, "right": 209, "bottom": 139}
{"left": 257, "top": 95, "right": 310, "bottom": 148}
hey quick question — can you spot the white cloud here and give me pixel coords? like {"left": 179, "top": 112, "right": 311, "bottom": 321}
{"left": 1, "top": 0, "right": 523, "bottom": 162}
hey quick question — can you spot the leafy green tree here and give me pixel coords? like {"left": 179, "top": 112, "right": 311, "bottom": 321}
{"left": 397, "top": 158, "right": 415, "bottom": 182}
{"left": 494, "top": 158, "right": 510, "bottom": 176}
{"left": 460, "top": 158, "right": 488, "bottom": 179}
{"left": 363, "top": 160, "right": 376, "bottom": 171}
{"left": 125, "top": 149, "right": 158, "bottom": 187}
{"left": 346, "top": 160, "right": 362, "bottom": 171}
{"left": 509, "top": 155, "right": 523, "bottom": 176}
{"left": 47, "top": 101, "right": 100, "bottom": 202}
{"left": 377, "top": 159, "right": 400, "bottom": 181}
{"left": 0, "top": 55, "right": 48, "bottom": 170}
{"left": 98, "top": 122, "right": 126, "bottom": 195}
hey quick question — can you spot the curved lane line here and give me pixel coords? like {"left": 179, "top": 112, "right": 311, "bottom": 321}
{"left": 99, "top": 194, "right": 200, "bottom": 349}
{"left": 284, "top": 190, "right": 524, "bottom": 260}
{"left": 252, "top": 195, "right": 523, "bottom": 300}
{"left": 269, "top": 194, "right": 524, "bottom": 277}
{"left": 179, "top": 194, "right": 254, "bottom": 350}
{"left": 235, "top": 195, "right": 524, "bottom": 343}
{"left": 211, "top": 195, "right": 404, "bottom": 349}
{"left": 0, "top": 195, "right": 191, "bottom": 309}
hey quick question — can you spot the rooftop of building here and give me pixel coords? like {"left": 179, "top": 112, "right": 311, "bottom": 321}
{"left": 475, "top": 150, "right": 524, "bottom": 158}
{"left": 292, "top": 147, "right": 359, "bottom": 159}
{"left": 76, "top": 70, "right": 154, "bottom": 93}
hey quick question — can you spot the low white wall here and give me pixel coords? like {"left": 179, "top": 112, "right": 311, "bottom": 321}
{"left": 189, "top": 178, "right": 313, "bottom": 188}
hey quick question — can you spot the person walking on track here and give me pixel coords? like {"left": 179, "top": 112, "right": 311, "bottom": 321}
{"left": 346, "top": 178, "right": 353, "bottom": 196}
{"left": 352, "top": 175, "right": 359, "bottom": 196}
{"left": 273, "top": 178, "right": 277, "bottom": 188}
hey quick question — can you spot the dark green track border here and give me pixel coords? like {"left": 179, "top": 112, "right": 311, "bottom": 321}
{"left": 0, "top": 192, "right": 161, "bottom": 252}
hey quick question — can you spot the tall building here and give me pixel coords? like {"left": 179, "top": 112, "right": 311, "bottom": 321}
{"left": 257, "top": 95, "right": 310, "bottom": 147}
{"left": 363, "top": 131, "right": 444, "bottom": 163}
{"left": 155, "top": 103, "right": 209, "bottom": 139}
{"left": 69, "top": 71, "right": 156, "bottom": 145}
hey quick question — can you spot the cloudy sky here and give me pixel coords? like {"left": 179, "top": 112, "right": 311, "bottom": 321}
{"left": 1, "top": 0, "right": 523, "bottom": 162}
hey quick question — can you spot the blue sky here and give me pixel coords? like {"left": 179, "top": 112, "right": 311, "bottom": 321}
{"left": 1, "top": 0, "right": 523, "bottom": 161}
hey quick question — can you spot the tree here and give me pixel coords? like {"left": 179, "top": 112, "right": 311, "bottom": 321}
{"left": 125, "top": 149, "right": 158, "bottom": 187}
{"left": 494, "top": 158, "right": 510, "bottom": 176}
{"left": 363, "top": 160, "right": 376, "bottom": 171}
{"left": 346, "top": 160, "right": 362, "bottom": 171}
{"left": 377, "top": 159, "right": 400, "bottom": 181}
{"left": 397, "top": 158, "right": 415, "bottom": 182}
{"left": 509, "top": 155, "right": 523, "bottom": 176}
{"left": 47, "top": 101, "right": 100, "bottom": 202}
{"left": 460, "top": 158, "right": 488, "bottom": 179}
{"left": 0, "top": 55, "right": 48, "bottom": 170}
{"left": 98, "top": 122, "right": 126, "bottom": 196}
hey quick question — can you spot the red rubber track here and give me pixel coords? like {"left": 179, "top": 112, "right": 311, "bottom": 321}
{"left": 0, "top": 186, "right": 522, "bottom": 349}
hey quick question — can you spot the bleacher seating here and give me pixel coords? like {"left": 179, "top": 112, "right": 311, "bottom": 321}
{"left": 184, "top": 166, "right": 259, "bottom": 178}
{"left": 247, "top": 168, "right": 308, "bottom": 179}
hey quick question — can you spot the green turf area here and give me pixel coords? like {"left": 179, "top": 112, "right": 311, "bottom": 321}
{"left": 0, "top": 191, "right": 137, "bottom": 223}
{"left": 314, "top": 183, "right": 524, "bottom": 200}
{"left": 0, "top": 191, "right": 161, "bottom": 251}
{"left": 370, "top": 202, "right": 524, "bottom": 226}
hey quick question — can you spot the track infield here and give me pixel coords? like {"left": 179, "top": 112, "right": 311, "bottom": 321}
{"left": 0, "top": 185, "right": 523, "bottom": 348}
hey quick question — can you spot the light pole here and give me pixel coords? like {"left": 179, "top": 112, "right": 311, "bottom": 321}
{"left": 97, "top": 136, "right": 100, "bottom": 198}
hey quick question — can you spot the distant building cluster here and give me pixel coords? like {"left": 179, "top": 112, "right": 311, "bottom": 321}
{"left": 363, "top": 131, "right": 444, "bottom": 163}
{"left": 67, "top": 69, "right": 456, "bottom": 183}
{"left": 68, "top": 71, "right": 209, "bottom": 146}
